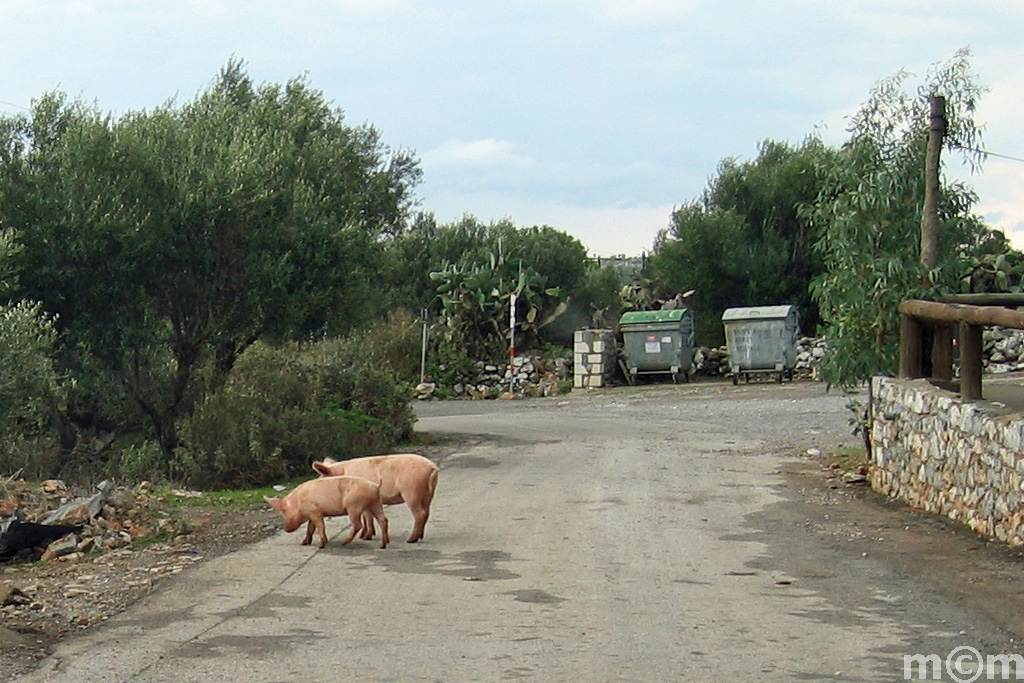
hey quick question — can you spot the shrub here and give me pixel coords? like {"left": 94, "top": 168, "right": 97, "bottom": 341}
{"left": 177, "top": 336, "right": 414, "bottom": 489}
{"left": 0, "top": 299, "right": 71, "bottom": 477}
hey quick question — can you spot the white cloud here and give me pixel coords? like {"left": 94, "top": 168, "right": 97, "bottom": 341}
{"left": 422, "top": 139, "right": 536, "bottom": 170}
{"left": 424, "top": 188, "right": 673, "bottom": 257}
{"left": 516, "top": 201, "right": 673, "bottom": 257}
{"left": 970, "top": 160, "right": 1024, "bottom": 249}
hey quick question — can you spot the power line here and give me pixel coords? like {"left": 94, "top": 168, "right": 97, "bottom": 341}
{"left": 0, "top": 100, "right": 29, "bottom": 112}
{"left": 953, "top": 144, "right": 1024, "bottom": 165}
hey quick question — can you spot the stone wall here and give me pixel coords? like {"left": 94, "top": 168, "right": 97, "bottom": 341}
{"left": 870, "top": 376, "right": 1024, "bottom": 546}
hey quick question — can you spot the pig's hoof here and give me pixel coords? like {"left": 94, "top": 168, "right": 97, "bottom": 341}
{"left": 301, "top": 540, "right": 311, "bottom": 546}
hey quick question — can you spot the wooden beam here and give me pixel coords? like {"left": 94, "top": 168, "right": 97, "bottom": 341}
{"left": 943, "top": 293, "right": 1024, "bottom": 307}
{"left": 900, "top": 299, "right": 1024, "bottom": 329}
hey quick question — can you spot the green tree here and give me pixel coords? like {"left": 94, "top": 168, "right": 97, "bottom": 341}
{"left": 649, "top": 137, "right": 835, "bottom": 344}
{"left": 384, "top": 215, "right": 605, "bottom": 356}
{"left": 383, "top": 215, "right": 593, "bottom": 313}
{"left": 0, "top": 61, "right": 420, "bottom": 457}
{"left": 807, "top": 48, "right": 987, "bottom": 388}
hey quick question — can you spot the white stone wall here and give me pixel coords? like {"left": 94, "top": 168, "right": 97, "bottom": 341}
{"left": 573, "top": 329, "right": 617, "bottom": 388}
{"left": 871, "top": 376, "right": 1024, "bottom": 546}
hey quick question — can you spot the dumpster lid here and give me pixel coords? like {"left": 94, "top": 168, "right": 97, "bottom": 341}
{"left": 619, "top": 309, "right": 691, "bottom": 325}
{"left": 721, "top": 305, "right": 798, "bottom": 323}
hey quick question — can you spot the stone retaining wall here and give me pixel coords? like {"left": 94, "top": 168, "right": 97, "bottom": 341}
{"left": 870, "top": 376, "right": 1024, "bottom": 546}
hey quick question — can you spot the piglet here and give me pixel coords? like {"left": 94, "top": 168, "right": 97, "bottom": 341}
{"left": 264, "top": 475, "right": 389, "bottom": 549}
{"left": 313, "top": 453, "right": 439, "bottom": 543}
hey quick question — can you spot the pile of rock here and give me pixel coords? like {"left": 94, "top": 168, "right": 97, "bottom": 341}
{"left": 428, "top": 355, "right": 572, "bottom": 400}
{"left": 429, "top": 336, "right": 834, "bottom": 399}
{"left": 690, "top": 336, "right": 829, "bottom": 379}
{"left": 0, "top": 479, "right": 187, "bottom": 564}
{"left": 983, "top": 326, "right": 1024, "bottom": 374}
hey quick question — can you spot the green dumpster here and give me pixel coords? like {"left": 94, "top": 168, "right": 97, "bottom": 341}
{"left": 619, "top": 309, "right": 695, "bottom": 384}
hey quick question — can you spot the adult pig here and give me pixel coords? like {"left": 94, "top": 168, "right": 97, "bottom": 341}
{"left": 312, "top": 454, "right": 438, "bottom": 543}
{"left": 265, "top": 475, "right": 389, "bottom": 549}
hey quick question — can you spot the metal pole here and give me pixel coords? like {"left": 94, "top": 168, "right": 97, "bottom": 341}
{"left": 420, "top": 307, "right": 429, "bottom": 382}
{"left": 509, "top": 292, "right": 518, "bottom": 393}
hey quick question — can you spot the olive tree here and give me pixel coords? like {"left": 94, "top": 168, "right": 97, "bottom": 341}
{"left": 0, "top": 61, "right": 421, "bottom": 457}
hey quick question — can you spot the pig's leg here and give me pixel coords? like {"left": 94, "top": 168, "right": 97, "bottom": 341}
{"left": 302, "top": 520, "right": 315, "bottom": 546}
{"left": 340, "top": 512, "right": 360, "bottom": 545}
{"left": 406, "top": 501, "right": 429, "bottom": 543}
{"left": 360, "top": 511, "right": 376, "bottom": 540}
{"left": 311, "top": 513, "right": 329, "bottom": 548}
{"left": 369, "top": 502, "right": 389, "bottom": 549}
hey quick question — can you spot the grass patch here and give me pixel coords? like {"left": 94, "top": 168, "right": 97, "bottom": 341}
{"left": 823, "top": 445, "right": 870, "bottom": 471}
{"left": 156, "top": 479, "right": 308, "bottom": 511}
{"left": 403, "top": 432, "right": 447, "bottom": 450}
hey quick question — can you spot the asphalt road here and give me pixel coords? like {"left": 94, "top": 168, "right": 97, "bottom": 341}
{"left": 17, "top": 380, "right": 1024, "bottom": 682}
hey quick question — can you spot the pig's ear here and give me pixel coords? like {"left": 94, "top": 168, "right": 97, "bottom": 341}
{"left": 312, "top": 462, "right": 331, "bottom": 476}
{"left": 322, "top": 457, "right": 337, "bottom": 465}
{"left": 264, "top": 497, "right": 285, "bottom": 511}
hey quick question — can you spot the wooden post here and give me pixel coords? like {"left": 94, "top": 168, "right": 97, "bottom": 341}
{"left": 931, "top": 323, "right": 954, "bottom": 382}
{"left": 959, "top": 321, "right": 983, "bottom": 400}
{"left": 920, "top": 95, "right": 945, "bottom": 269}
{"left": 899, "top": 314, "right": 924, "bottom": 378}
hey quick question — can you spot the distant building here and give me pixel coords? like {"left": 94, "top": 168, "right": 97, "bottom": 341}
{"left": 593, "top": 254, "right": 646, "bottom": 278}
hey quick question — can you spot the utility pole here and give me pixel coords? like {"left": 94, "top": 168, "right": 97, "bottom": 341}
{"left": 920, "top": 95, "right": 951, "bottom": 382}
{"left": 920, "top": 94, "right": 946, "bottom": 269}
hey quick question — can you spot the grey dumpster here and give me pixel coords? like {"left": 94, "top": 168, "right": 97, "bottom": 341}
{"left": 721, "top": 305, "right": 800, "bottom": 384}
{"left": 619, "top": 309, "right": 695, "bottom": 384}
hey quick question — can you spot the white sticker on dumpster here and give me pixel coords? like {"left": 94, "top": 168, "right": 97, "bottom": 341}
{"left": 645, "top": 335, "right": 661, "bottom": 353}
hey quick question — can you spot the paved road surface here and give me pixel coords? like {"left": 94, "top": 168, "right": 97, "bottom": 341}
{"left": 17, "top": 381, "right": 1024, "bottom": 681}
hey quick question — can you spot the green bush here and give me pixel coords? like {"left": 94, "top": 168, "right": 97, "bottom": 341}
{"left": 177, "top": 335, "right": 415, "bottom": 489}
{"left": 0, "top": 299, "right": 71, "bottom": 478}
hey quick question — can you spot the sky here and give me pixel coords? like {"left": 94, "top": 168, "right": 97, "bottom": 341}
{"left": 1, "top": 1, "right": 1022, "bottom": 257}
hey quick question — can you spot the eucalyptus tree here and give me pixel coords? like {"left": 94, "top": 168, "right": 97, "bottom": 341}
{"left": 0, "top": 60, "right": 420, "bottom": 456}
{"left": 806, "top": 48, "right": 987, "bottom": 387}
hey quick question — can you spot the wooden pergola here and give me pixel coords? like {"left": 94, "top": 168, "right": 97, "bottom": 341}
{"left": 899, "top": 294, "right": 1024, "bottom": 400}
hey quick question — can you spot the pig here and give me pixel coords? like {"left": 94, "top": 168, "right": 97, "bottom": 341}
{"left": 264, "top": 475, "right": 389, "bottom": 549}
{"left": 312, "top": 453, "right": 439, "bottom": 543}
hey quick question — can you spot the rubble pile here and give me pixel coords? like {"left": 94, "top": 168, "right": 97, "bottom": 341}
{"left": 0, "top": 479, "right": 188, "bottom": 564}
{"left": 0, "top": 478, "right": 203, "bottom": 646}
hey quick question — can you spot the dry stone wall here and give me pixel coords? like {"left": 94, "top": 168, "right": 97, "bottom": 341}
{"left": 871, "top": 376, "right": 1024, "bottom": 546}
